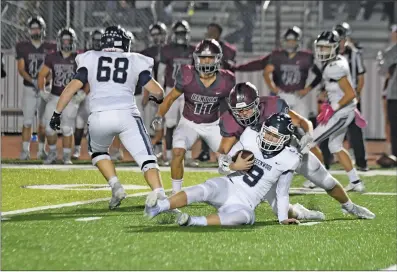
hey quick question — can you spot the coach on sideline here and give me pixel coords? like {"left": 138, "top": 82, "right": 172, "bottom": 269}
{"left": 333, "top": 22, "right": 369, "bottom": 171}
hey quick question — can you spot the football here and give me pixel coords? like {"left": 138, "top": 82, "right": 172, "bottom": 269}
{"left": 232, "top": 150, "right": 255, "bottom": 163}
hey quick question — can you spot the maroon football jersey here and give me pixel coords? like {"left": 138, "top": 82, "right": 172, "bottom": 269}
{"left": 218, "top": 40, "right": 237, "bottom": 69}
{"left": 268, "top": 49, "right": 315, "bottom": 93}
{"left": 141, "top": 45, "right": 161, "bottom": 81}
{"left": 44, "top": 51, "right": 77, "bottom": 96}
{"left": 15, "top": 41, "right": 57, "bottom": 87}
{"left": 174, "top": 65, "right": 236, "bottom": 124}
{"left": 160, "top": 43, "right": 195, "bottom": 88}
{"left": 219, "top": 96, "right": 290, "bottom": 138}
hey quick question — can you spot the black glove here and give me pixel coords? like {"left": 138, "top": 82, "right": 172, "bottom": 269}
{"left": 148, "top": 95, "right": 164, "bottom": 104}
{"left": 49, "top": 111, "right": 61, "bottom": 131}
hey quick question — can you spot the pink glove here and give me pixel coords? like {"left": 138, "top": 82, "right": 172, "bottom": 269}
{"left": 317, "top": 103, "right": 334, "bottom": 125}
{"left": 354, "top": 108, "right": 368, "bottom": 128}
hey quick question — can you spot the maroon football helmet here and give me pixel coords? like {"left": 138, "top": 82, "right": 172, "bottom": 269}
{"left": 228, "top": 82, "right": 260, "bottom": 126}
{"left": 193, "top": 39, "right": 223, "bottom": 75}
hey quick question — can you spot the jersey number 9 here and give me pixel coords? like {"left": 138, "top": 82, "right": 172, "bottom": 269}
{"left": 96, "top": 56, "right": 129, "bottom": 84}
{"left": 242, "top": 165, "right": 264, "bottom": 187}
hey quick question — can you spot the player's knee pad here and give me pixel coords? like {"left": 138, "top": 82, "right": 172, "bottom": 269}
{"left": 328, "top": 141, "right": 343, "bottom": 154}
{"left": 61, "top": 125, "right": 73, "bottom": 137}
{"left": 308, "top": 163, "right": 337, "bottom": 190}
{"left": 91, "top": 152, "right": 111, "bottom": 166}
{"left": 45, "top": 126, "right": 56, "bottom": 136}
{"left": 141, "top": 159, "right": 159, "bottom": 172}
{"left": 218, "top": 209, "right": 253, "bottom": 226}
{"left": 165, "top": 118, "right": 178, "bottom": 128}
{"left": 184, "top": 184, "right": 208, "bottom": 204}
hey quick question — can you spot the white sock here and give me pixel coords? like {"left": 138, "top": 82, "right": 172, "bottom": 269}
{"left": 172, "top": 179, "right": 183, "bottom": 193}
{"left": 22, "top": 141, "right": 30, "bottom": 152}
{"left": 189, "top": 216, "right": 207, "bottom": 226}
{"left": 342, "top": 200, "right": 354, "bottom": 212}
{"left": 157, "top": 198, "right": 171, "bottom": 212}
{"left": 108, "top": 176, "right": 119, "bottom": 188}
{"left": 75, "top": 145, "right": 81, "bottom": 151}
{"left": 38, "top": 143, "right": 45, "bottom": 153}
{"left": 347, "top": 168, "right": 360, "bottom": 183}
{"left": 166, "top": 150, "right": 172, "bottom": 161}
{"left": 185, "top": 150, "right": 192, "bottom": 160}
{"left": 154, "top": 187, "right": 166, "bottom": 199}
{"left": 49, "top": 145, "right": 57, "bottom": 152}
{"left": 63, "top": 148, "right": 71, "bottom": 158}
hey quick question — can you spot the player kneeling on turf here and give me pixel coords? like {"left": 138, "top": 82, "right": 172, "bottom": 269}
{"left": 144, "top": 112, "right": 325, "bottom": 226}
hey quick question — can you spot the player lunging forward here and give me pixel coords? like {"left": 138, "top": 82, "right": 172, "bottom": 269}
{"left": 49, "top": 26, "right": 167, "bottom": 209}
{"left": 311, "top": 31, "right": 366, "bottom": 192}
{"left": 218, "top": 82, "right": 375, "bottom": 219}
{"left": 152, "top": 39, "right": 235, "bottom": 194}
{"left": 145, "top": 113, "right": 324, "bottom": 226}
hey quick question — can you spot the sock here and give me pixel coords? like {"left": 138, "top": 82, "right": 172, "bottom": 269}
{"left": 185, "top": 150, "right": 192, "bottom": 160}
{"left": 63, "top": 148, "right": 71, "bottom": 158}
{"left": 22, "top": 141, "right": 30, "bottom": 152}
{"left": 188, "top": 216, "right": 208, "bottom": 226}
{"left": 74, "top": 145, "right": 81, "bottom": 151}
{"left": 157, "top": 198, "right": 171, "bottom": 212}
{"left": 154, "top": 187, "right": 166, "bottom": 199}
{"left": 108, "top": 176, "right": 119, "bottom": 188}
{"left": 347, "top": 168, "right": 360, "bottom": 183}
{"left": 386, "top": 143, "right": 392, "bottom": 154}
{"left": 38, "top": 143, "right": 45, "bottom": 153}
{"left": 49, "top": 145, "right": 57, "bottom": 152}
{"left": 172, "top": 179, "right": 183, "bottom": 193}
{"left": 342, "top": 200, "right": 354, "bottom": 212}
{"left": 166, "top": 150, "right": 172, "bottom": 161}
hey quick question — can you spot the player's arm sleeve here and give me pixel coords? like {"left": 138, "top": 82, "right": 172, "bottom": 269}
{"left": 173, "top": 66, "right": 185, "bottom": 92}
{"left": 73, "top": 67, "right": 88, "bottom": 85}
{"left": 276, "top": 171, "right": 294, "bottom": 223}
{"left": 234, "top": 55, "right": 270, "bottom": 72}
{"left": 309, "top": 60, "right": 323, "bottom": 89}
{"left": 276, "top": 98, "right": 290, "bottom": 114}
{"left": 15, "top": 43, "right": 23, "bottom": 60}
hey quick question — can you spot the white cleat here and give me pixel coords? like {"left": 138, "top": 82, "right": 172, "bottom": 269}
{"left": 293, "top": 203, "right": 326, "bottom": 221}
{"left": 109, "top": 183, "right": 127, "bottom": 210}
{"left": 345, "top": 181, "right": 366, "bottom": 193}
{"left": 143, "top": 191, "right": 161, "bottom": 219}
{"left": 63, "top": 159, "right": 73, "bottom": 165}
{"left": 176, "top": 213, "right": 191, "bottom": 226}
{"left": 184, "top": 159, "right": 199, "bottom": 167}
{"left": 19, "top": 151, "right": 30, "bottom": 160}
{"left": 342, "top": 204, "right": 375, "bottom": 219}
{"left": 303, "top": 180, "right": 317, "bottom": 189}
{"left": 72, "top": 148, "right": 80, "bottom": 160}
{"left": 43, "top": 151, "right": 57, "bottom": 164}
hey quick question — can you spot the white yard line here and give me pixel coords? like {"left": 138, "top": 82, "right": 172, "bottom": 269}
{"left": 1, "top": 189, "right": 171, "bottom": 216}
{"left": 382, "top": 264, "right": 397, "bottom": 271}
{"left": 2, "top": 164, "right": 397, "bottom": 176}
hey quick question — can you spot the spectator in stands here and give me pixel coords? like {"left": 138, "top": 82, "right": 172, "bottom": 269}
{"left": 363, "top": 0, "right": 395, "bottom": 26}
{"left": 135, "top": 1, "right": 155, "bottom": 46}
{"left": 224, "top": 0, "right": 261, "bottom": 52}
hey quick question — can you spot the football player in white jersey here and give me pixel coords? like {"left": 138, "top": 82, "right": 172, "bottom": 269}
{"left": 144, "top": 113, "right": 326, "bottom": 226}
{"left": 311, "top": 31, "right": 366, "bottom": 193}
{"left": 49, "top": 26, "right": 167, "bottom": 209}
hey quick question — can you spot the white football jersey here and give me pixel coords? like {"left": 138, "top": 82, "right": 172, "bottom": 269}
{"left": 322, "top": 55, "right": 356, "bottom": 112}
{"left": 76, "top": 50, "right": 154, "bottom": 113}
{"left": 227, "top": 127, "right": 301, "bottom": 208}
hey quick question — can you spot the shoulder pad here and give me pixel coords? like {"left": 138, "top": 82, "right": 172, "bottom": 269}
{"left": 75, "top": 51, "right": 92, "bottom": 67}
{"left": 181, "top": 64, "right": 195, "bottom": 85}
{"left": 219, "top": 111, "right": 244, "bottom": 138}
{"left": 218, "top": 68, "right": 235, "bottom": 79}
{"left": 275, "top": 146, "right": 301, "bottom": 171}
{"left": 325, "top": 58, "right": 349, "bottom": 81}
{"left": 133, "top": 53, "right": 154, "bottom": 71}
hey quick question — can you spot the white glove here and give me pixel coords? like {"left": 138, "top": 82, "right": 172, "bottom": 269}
{"left": 299, "top": 133, "right": 314, "bottom": 154}
{"left": 39, "top": 90, "right": 51, "bottom": 102}
{"left": 218, "top": 154, "right": 232, "bottom": 175}
{"left": 72, "top": 90, "right": 86, "bottom": 104}
{"left": 151, "top": 115, "right": 164, "bottom": 131}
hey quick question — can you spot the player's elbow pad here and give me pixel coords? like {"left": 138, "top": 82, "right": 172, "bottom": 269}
{"left": 73, "top": 67, "right": 88, "bottom": 85}
{"left": 138, "top": 70, "right": 152, "bottom": 86}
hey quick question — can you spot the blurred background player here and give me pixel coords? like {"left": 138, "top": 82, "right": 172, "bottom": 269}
{"left": 312, "top": 30, "right": 366, "bottom": 193}
{"left": 140, "top": 22, "right": 168, "bottom": 159}
{"left": 38, "top": 27, "right": 83, "bottom": 164}
{"left": 197, "top": 22, "right": 237, "bottom": 162}
{"left": 157, "top": 20, "right": 196, "bottom": 166}
{"left": 1, "top": 53, "right": 6, "bottom": 79}
{"left": 152, "top": 39, "right": 235, "bottom": 194}
{"left": 73, "top": 28, "right": 104, "bottom": 160}
{"left": 16, "top": 16, "right": 56, "bottom": 160}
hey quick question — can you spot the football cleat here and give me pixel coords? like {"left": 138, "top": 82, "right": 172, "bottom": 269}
{"left": 345, "top": 180, "right": 366, "bottom": 193}
{"left": 109, "top": 183, "right": 127, "bottom": 210}
{"left": 342, "top": 204, "right": 375, "bottom": 219}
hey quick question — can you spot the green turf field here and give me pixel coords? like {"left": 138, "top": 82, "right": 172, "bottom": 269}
{"left": 2, "top": 167, "right": 396, "bottom": 270}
